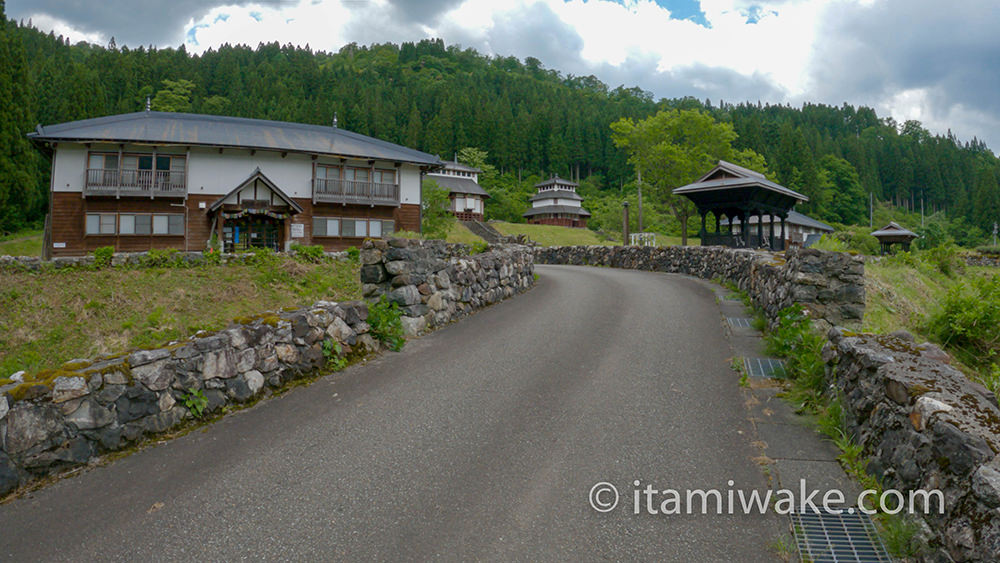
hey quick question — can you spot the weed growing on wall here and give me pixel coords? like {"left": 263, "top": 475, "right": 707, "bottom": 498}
{"left": 322, "top": 338, "right": 348, "bottom": 371}
{"left": 926, "top": 274, "right": 1000, "bottom": 373}
{"left": 368, "top": 296, "right": 405, "bottom": 351}
{"left": 92, "top": 246, "right": 114, "bottom": 269}
{"left": 181, "top": 388, "right": 209, "bottom": 418}
{"left": 764, "top": 305, "right": 827, "bottom": 410}
{"left": 291, "top": 244, "right": 326, "bottom": 263}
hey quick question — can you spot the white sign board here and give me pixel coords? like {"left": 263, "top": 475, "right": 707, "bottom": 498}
{"left": 53, "top": 242, "right": 66, "bottom": 248}
{"left": 291, "top": 223, "right": 305, "bottom": 238}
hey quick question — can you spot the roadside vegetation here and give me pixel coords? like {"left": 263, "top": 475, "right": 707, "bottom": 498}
{"left": 0, "top": 248, "right": 360, "bottom": 378}
{"left": 760, "top": 304, "right": 927, "bottom": 558}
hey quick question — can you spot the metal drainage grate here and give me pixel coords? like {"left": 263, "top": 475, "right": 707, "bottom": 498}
{"left": 743, "top": 357, "right": 786, "bottom": 378}
{"left": 790, "top": 509, "right": 892, "bottom": 563}
{"left": 727, "top": 317, "right": 753, "bottom": 329}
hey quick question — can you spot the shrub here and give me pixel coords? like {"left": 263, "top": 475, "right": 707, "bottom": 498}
{"left": 140, "top": 248, "right": 183, "bottom": 268}
{"left": 923, "top": 245, "right": 965, "bottom": 277}
{"left": 242, "top": 247, "right": 279, "bottom": 267}
{"left": 368, "top": 295, "right": 405, "bottom": 351}
{"left": 976, "top": 246, "right": 1000, "bottom": 256}
{"left": 470, "top": 240, "right": 490, "bottom": 254}
{"left": 926, "top": 274, "right": 1000, "bottom": 367}
{"left": 345, "top": 246, "right": 360, "bottom": 262}
{"left": 92, "top": 246, "right": 114, "bottom": 269}
{"left": 291, "top": 243, "right": 326, "bottom": 263}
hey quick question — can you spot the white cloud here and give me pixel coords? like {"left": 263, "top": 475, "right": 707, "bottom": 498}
{"left": 24, "top": 13, "right": 107, "bottom": 45}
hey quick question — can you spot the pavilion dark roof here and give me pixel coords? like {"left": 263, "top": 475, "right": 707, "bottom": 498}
{"left": 427, "top": 175, "right": 490, "bottom": 198}
{"left": 535, "top": 175, "right": 578, "bottom": 189}
{"left": 28, "top": 111, "right": 443, "bottom": 166}
{"left": 871, "top": 222, "right": 918, "bottom": 239}
{"left": 529, "top": 189, "right": 583, "bottom": 202}
{"left": 522, "top": 205, "right": 591, "bottom": 218}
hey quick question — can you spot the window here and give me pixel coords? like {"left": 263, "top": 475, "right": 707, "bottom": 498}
{"left": 345, "top": 168, "right": 370, "bottom": 182}
{"left": 120, "top": 214, "right": 135, "bottom": 234}
{"left": 135, "top": 214, "right": 152, "bottom": 235}
{"left": 313, "top": 217, "right": 340, "bottom": 237}
{"left": 316, "top": 165, "right": 341, "bottom": 180}
{"left": 168, "top": 214, "right": 184, "bottom": 235}
{"left": 381, "top": 220, "right": 394, "bottom": 236}
{"left": 341, "top": 219, "right": 361, "bottom": 237}
{"left": 88, "top": 154, "right": 118, "bottom": 170}
{"left": 153, "top": 215, "right": 169, "bottom": 235}
{"left": 368, "top": 220, "right": 381, "bottom": 238}
{"left": 86, "top": 213, "right": 116, "bottom": 235}
{"left": 373, "top": 169, "right": 395, "bottom": 184}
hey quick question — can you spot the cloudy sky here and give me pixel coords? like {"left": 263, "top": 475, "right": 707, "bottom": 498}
{"left": 10, "top": 0, "right": 1000, "bottom": 151}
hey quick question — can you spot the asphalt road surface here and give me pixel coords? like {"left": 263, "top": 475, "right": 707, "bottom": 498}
{"left": 0, "top": 265, "right": 783, "bottom": 561}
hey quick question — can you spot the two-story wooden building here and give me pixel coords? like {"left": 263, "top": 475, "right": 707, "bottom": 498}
{"left": 28, "top": 111, "right": 442, "bottom": 256}
{"left": 425, "top": 159, "right": 490, "bottom": 221}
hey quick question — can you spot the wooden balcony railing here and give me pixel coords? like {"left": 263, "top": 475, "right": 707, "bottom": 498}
{"left": 313, "top": 178, "right": 400, "bottom": 206}
{"left": 84, "top": 169, "right": 186, "bottom": 197}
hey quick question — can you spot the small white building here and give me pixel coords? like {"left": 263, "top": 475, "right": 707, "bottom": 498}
{"left": 425, "top": 160, "right": 490, "bottom": 221}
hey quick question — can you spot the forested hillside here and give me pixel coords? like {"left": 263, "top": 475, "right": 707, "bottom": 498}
{"left": 2, "top": 8, "right": 999, "bottom": 243}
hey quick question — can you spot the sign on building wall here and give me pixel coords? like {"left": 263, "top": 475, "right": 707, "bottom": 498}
{"left": 291, "top": 223, "right": 305, "bottom": 238}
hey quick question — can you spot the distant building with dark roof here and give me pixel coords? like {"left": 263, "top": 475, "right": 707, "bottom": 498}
{"left": 720, "top": 210, "right": 834, "bottom": 247}
{"left": 27, "top": 110, "right": 441, "bottom": 256}
{"left": 425, "top": 159, "right": 490, "bottom": 221}
{"left": 522, "top": 176, "right": 591, "bottom": 228}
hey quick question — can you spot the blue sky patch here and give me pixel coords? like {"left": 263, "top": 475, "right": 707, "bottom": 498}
{"left": 186, "top": 23, "right": 209, "bottom": 46}
{"left": 213, "top": 14, "right": 230, "bottom": 24}
{"left": 636, "top": 0, "right": 709, "bottom": 27}
{"left": 249, "top": 11, "right": 263, "bottom": 22}
{"left": 743, "top": 5, "right": 778, "bottom": 24}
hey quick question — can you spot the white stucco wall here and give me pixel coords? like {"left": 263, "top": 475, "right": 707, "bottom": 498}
{"left": 50, "top": 142, "right": 424, "bottom": 204}
{"left": 532, "top": 197, "right": 582, "bottom": 208}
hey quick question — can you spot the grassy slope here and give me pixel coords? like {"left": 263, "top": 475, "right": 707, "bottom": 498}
{"left": 0, "top": 230, "right": 43, "bottom": 257}
{"left": 491, "top": 222, "right": 614, "bottom": 246}
{"left": 0, "top": 257, "right": 360, "bottom": 377}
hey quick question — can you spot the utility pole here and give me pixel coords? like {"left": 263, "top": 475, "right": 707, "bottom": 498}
{"left": 623, "top": 201, "right": 630, "bottom": 246}
{"left": 921, "top": 197, "right": 924, "bottom": 227}
{"left": 637, "top": 165, "right": 644, "bottom": 233}
{"left": 993, "top": 222, "right": 998, "bottom": 247}
{"left": 869, "top": 192, "right": 873, "bottom": 228}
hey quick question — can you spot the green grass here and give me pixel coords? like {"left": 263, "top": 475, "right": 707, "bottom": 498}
{"left": 392, "top": 222, "right": 485, "bottom": 245}
{"left": 491, "top": 221, "right": 614, "bottom": 246}
{"left": 0, "top": 256, "right": 360, "bottom": 376}
{"left": 0, "top": 230, "right": 43, "bottom": 257}
{"left": 863, "top": 260, "right": 994, "bottom": 335}
{"left": 445, "top": 222, "right": 485, "bottom": 244}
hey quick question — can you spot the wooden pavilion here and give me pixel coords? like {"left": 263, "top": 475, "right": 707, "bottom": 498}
{"left": 871, "top": 222, "right": 918, "bottom": 254}
{"left": 673, "top": 161, "right": 808, "bottom": 251}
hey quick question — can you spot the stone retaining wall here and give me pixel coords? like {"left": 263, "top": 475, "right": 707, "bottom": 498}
{"left": 360, "top": 239, "right": 535, "bottom": 335}
{"left": 824, "top": 329, "right": 1000, "bottom": 562}
{"left": 0, "top": 300, "right": 378, "bottom": 497}
{"left": 534, "top": 245, "right": 864, "bottom": 328}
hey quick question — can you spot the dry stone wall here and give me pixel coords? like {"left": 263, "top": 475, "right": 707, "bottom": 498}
{"left": 534, "top": 245, "right": 864, "bottom": 328}
{"left": 824, "top": 329, "right": 1000, "bottom": 562}
{"left": 0, "top": 300, "right": 376, "bottom": 497}
{"left": 360, "top": 239, "right": 535, "bottom": 335}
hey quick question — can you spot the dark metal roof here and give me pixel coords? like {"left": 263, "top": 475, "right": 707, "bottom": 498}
{"left": 672, "top": 176, "right": 807, "bottom": 202}
{"left": 522, "top": 205, "right": 591, "bottom": 218}
{"left": 695, "top": 160, "right": 767, "bottom": 183}
{"left": 442, "top": 160, "right": 483, "bottom": 173}
{"left": 208, "top": 167, "right": 303, "bottom": 213}
{"left": 720, "top": 210, "right": 833, "bottom": 231}
{"left": 426, "top": 174, "right": 490, "bottom": 198}
{"left": 28, "top": 111, "right": 443, "bottom": 166}
{"left": 529, "top": 189, "right": 583, "bottom": 202}
{"left": 535, "top": 175, "right": 579, "bottom": 189}
{"left": 871, "top": 221, "right": 918, "bottom": 239}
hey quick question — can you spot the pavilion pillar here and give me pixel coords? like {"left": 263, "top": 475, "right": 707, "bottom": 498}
{"left": 780, "top": 216, "right": 787, "bottom": 250}
{"left": 768, "top": 215, "right": 775, "bottom": 250}
{"left": 756, "top": 210, "right": 763, "bottom": 248}
{"left": 741, "top": 210, "right": 751, "bottom": 247}
{"left": 700, "top": 210, "right": 707, "bottom": 239}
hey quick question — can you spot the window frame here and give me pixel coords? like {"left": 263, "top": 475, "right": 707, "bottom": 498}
{"left": 85, "top": 213, "right": 117, "bottom": 235}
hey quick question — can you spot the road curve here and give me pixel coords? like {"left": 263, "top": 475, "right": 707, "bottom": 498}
{"left": 0, "top": 265, "right": 782, "bottom": 561}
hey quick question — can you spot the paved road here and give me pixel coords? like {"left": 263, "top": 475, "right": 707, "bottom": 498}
{"left": 0, "top": 265, "right": 782, "bottom": 561}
